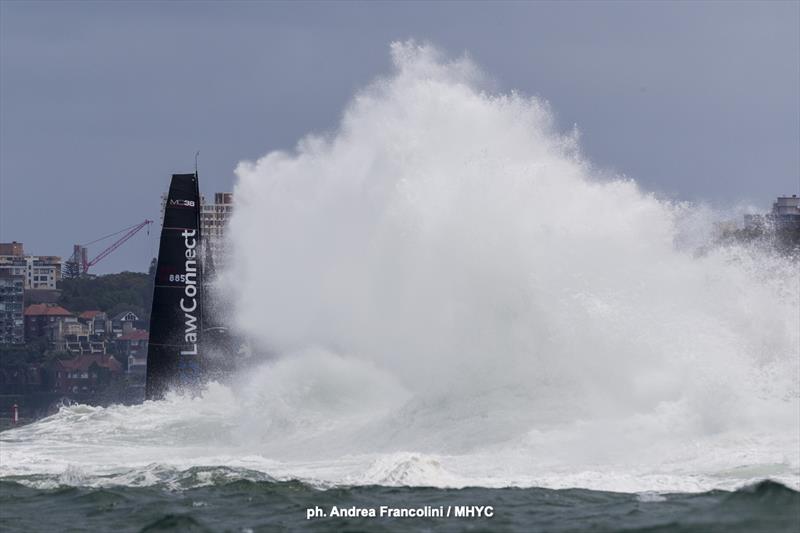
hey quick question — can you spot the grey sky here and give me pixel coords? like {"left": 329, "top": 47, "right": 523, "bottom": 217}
{"left": 1, "top": 0, "right": 798, "bottom": 273}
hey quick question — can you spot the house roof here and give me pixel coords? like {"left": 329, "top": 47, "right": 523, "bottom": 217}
{"left": 24, "top": 304, "right": 73, "bottom": 317}
{"left": 118, "top": 329, "right": 149, "bottom": 341}
{"left": 112, "top": 311, "right": 140, "bottom": 321}
{"left": 53, "top": 354, "right": 122, "bottom": 373}
{"left": 79, "top": 310, "right": 104, "bottom": 320}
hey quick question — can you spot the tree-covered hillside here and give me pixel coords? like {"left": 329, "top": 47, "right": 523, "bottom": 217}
{"left": 58, "top": 271, "right": 154, "bottom": 321}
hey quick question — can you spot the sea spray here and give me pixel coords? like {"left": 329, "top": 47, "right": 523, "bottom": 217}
{"left": 1, "top": 42, "right": 797, "bottom": 493}
{"left": 224, "top": 40, "right": 798, "bottom": 458}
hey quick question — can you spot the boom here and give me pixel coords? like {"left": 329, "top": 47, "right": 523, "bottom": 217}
{"left": 71, "top": 220, "right": 153, "bottom": 275}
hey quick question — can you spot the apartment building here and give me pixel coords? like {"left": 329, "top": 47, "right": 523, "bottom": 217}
{"left": 0, "top": 271, "right": 25, "bottom": 344}
{"left": 0, "top": 242, "right": 61, "bottom": 290}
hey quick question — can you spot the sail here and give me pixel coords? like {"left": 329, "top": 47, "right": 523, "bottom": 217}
{"left": 145, "top": 174, "right": 203, "bottom": 400}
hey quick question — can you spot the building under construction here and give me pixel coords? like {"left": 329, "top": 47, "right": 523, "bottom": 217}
{"left": 160, "top": 191, "right": 234, "bottom": 270}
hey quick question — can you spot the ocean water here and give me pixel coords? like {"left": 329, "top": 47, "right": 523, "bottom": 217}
{"left": 1, "top": 476, "right": 798, "bottom": 532}
{"left": 0, "top": 393, "right": 798, "bottom": 532}
{"left": 2, "top": 42, "right": 798, "bottom": 531}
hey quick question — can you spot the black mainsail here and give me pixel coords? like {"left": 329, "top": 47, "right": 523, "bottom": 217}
{"left": 145, "top": 173, "right": 203, "bottom": 400}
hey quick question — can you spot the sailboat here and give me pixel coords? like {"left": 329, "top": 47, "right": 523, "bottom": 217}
{"left": 145, "top": 173, "right": 205, "bottom": 400}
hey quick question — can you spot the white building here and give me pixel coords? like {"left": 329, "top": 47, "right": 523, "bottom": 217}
{"left": 0, "top": 243, "right": 61, "bottom": 290}
{"left": 772, "top": 195, "right": 800, "bottom": 216}
{"left": 24, "top": 256, "right": 62, "bottom": 289}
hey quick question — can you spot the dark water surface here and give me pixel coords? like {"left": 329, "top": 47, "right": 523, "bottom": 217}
{"left": 1, "top": 477, "right": 798, "bottom": 532}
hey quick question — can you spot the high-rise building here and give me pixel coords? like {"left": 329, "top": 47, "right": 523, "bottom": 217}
{"left": 0, "top": 271, "right": 25, "bottom": 344}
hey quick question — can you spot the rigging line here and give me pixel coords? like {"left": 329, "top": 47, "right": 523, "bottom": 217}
{"left": 83, "top": 222, "right": 143, "bottom": 246}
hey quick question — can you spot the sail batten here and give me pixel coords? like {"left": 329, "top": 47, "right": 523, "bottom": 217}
{"left": 145, "top": 173, "right": 203, "bottom": 400}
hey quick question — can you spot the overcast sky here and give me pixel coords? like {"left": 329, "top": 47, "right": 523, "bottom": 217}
{"left": 1, "top": 1, "right": 798, "bottom": 273}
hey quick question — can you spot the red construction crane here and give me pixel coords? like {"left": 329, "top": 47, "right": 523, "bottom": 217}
{"left": 71, "top": 219, "right": 153, "bottom": 275}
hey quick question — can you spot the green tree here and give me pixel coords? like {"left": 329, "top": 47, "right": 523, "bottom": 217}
{"left": 58, "top": 272, "right": 153, "bottom": 322}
